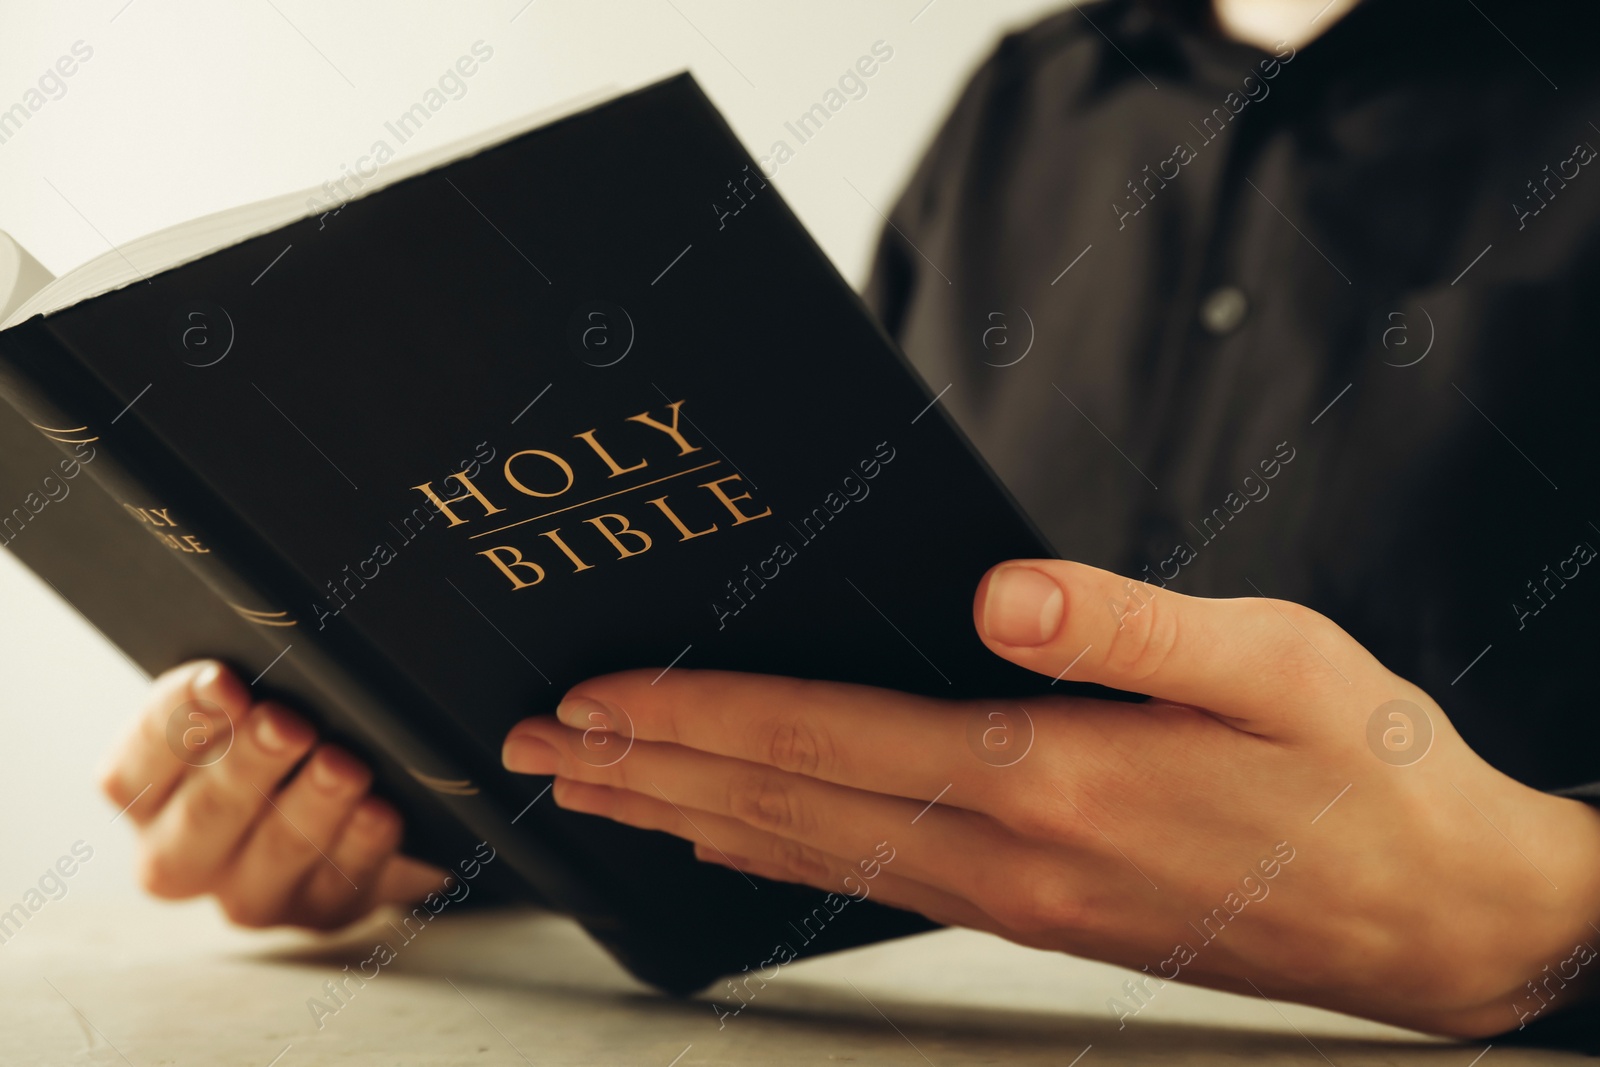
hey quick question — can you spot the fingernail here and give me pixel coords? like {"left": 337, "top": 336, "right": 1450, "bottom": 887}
{"left": 350, "top": 799, "right": 396, "bottom": 837}
{"left": 551, "top": 778, "right": 597, "bottom": 813}
{"left": 503, "top": 734, "right": 559, "bottom": 775}
{"left": 194, "top": 661, "right": 222, "bottom": 695}
{"left": 253, "top": 704, "right": 308, "bottom": 754}
{"left": 310, "top": 746, "right": 363, "bottom": 791}
{"left": 982, "top": 565, "right": 1064, "bottom": 647}
{"left": 555, "top": 695, "right": 622, "bottom": 731}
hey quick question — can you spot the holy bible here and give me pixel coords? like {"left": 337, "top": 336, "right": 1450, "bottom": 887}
{"left": 0, "top": 74, "right": 1096, "bottom": 993}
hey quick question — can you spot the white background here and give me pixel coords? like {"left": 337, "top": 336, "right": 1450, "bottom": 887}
{"left": 0, "top": 0, "right": 1064, "bottom": 902}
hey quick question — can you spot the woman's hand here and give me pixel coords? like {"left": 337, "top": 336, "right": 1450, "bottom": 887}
{"left": 502, "top": 559, "right": 1600, "bottom": 1037}
{"left": 101, "top": 660, "right": 444, "bottom": 930}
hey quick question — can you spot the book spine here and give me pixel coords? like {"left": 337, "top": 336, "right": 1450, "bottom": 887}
{"left": 0, "top": 318, "right": 601, "bottom": 913}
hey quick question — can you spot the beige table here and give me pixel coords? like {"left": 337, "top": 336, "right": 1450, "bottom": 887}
{"left": 0, "top": 897, "right": 1577, "bottom": 1065}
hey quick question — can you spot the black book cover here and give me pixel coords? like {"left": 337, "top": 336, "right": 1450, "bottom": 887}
{"left": 0, "top": 73, "right": 1105, "bottom": 993}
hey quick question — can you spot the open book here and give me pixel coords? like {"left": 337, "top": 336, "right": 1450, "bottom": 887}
{"left": 1, "top": 83, "right": 617, "bottom": 328}
{"left": 0, "top": 74, "right": 1093, "bottom": 993}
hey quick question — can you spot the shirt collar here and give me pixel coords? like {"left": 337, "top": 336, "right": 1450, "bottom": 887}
{"left": 1076, "top": 0, "right": 1458, "bottom": 109}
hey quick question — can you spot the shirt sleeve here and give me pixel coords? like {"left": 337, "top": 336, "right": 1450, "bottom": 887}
{"left": 1488, "top": 786, "right": 1600, "bottom": 1051}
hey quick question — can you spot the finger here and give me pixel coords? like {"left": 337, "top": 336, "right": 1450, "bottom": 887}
{"left": 552, "top": 777, "right": 1003, "bottom": 935}
{"left": 100, "top": 660, "right": 250, "bottom": 824}
{"left": 547, "top": 668, "right": 1036, "bottom": 807}
{"left": 296, "top": 797, "right": 404, "bottom": 929}
{"left": 217, "top": 744, "right": 372, "bottom": 927}
{"left": 507, "top": 719, "right": 1031, "bottom": 898}
{"left": 137, "top": 700, "right": 316, "bottom": 898}
{"left": 973, "top": 559, "right": 1386, "bottom": 726}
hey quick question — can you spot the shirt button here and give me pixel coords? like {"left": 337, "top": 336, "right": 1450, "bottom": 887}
{"left": 1199, "top": 286, "right": 1249, "bottom": 335}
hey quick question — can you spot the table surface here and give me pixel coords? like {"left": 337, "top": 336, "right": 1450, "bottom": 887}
{"left": 0, "top": 896, "right": 1578, "bottom": 1066}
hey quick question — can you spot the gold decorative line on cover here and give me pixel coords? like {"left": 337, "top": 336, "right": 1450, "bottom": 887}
{"left": 228, "top": 603, "right": 299, "bottom": 628}
{"left": 407, "top": 768, "right": 480, "bottom": 796}
{"left": 30, "top": 421, "right": 100, "bottom": 444}
{"left": 467, "top": 459, "right": 722, "bottom": 540}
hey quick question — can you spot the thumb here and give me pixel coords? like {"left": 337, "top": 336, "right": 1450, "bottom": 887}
{"left": 972, "top": 559, "right": 1383, "bottom": 725}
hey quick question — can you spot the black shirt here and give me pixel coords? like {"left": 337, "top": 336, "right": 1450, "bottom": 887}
{"left": 865, "top": 0, "right": 1600, "bottom": 1048}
